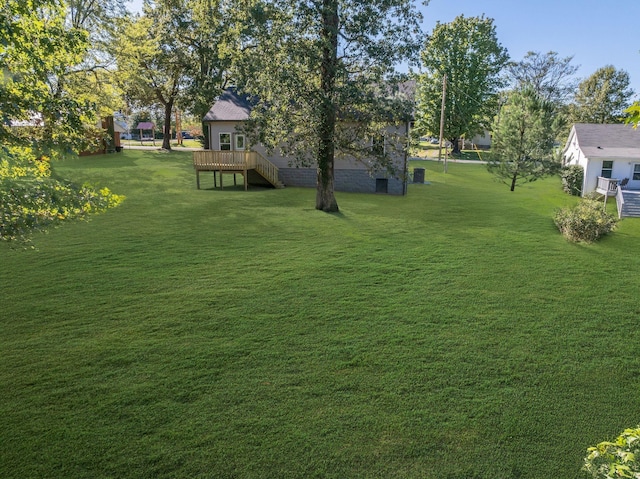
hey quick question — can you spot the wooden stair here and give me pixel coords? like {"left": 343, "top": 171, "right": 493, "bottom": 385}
{"left": 619, "top": 190, "right": 640, "bottom": 218}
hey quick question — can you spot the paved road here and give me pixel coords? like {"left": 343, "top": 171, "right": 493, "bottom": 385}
{"left": 122, "top": 144, "right": 203, "bottom": 151}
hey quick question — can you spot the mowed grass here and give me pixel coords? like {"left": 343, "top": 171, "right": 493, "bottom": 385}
{"left": 2, "top": 150, "right": 640, "bottom": 479}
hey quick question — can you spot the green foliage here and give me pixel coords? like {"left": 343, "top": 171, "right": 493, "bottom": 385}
{"left": 584, "top": 426, "right": 640, "bottom": 479}
{"left": 112, "top": 7, "right": 192, "bottom": 150}
{"left": 561, "top": 164, "right": 584, "bottom": 196}
{"left": 626, "top": 103, "right": 640, "bottom": 128}
{"left": 0, "top": 0, "right": 99, "bottom": 156}
{"left": 570, "top": 66, "right": 634, "bottom": 124}
{"left": 488, "top": 87, "right": 561, "bottom": 191}
{"left": 554, "top": 197, "right": 618, "bottom": 243}
{"left": 415, "top": 15, "right": 509, "bottom": 153}
{"left": 0, "top": 148, "right": 124, "bottom": 245}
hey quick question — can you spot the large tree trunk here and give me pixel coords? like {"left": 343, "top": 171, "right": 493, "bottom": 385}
{"left": 315, "top": 0, "right": 339, "bottom": 213}
{"left": 450, "top": 136, "right": 461, "bottom": 155}
{"left": 162, "top": 100, "right": 173, "bottom": 150}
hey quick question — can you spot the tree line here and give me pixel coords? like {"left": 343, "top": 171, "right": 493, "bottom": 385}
{"left": 416, "top": 14, "right": 635, "bottom": 191}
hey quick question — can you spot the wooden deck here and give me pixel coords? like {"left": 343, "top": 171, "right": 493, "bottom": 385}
{"left": 193, "top": 150, "right": 282, "bottom": 190}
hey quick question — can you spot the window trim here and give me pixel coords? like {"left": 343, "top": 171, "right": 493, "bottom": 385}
{"left": 601, "top": 160, "right": 613, "bottom": 179}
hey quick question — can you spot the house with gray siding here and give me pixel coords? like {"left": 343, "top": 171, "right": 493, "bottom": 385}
{"left": 199, "top": 88, "right": 411, "bottom": 195}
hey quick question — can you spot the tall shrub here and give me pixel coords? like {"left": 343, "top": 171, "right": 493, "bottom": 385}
{"left": 561, "top": 164, "right": 584, "bottom": 196}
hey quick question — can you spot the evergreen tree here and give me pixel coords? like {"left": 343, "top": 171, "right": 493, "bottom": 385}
{"left": 487, "top": 87, "right": 560, "bottom": 191}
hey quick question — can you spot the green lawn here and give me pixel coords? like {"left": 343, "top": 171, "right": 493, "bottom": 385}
{"left": 2, "top": 150, "right": 640, "bottom": 479}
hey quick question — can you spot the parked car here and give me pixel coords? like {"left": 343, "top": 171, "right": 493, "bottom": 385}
{"left": 121, "top": 133, "right": 139, "bottom": 140}
{"left": 181, "top": 131, "right": 193, "bottom": 139}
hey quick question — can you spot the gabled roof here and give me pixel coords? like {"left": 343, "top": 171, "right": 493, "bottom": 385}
{"left": 570, "top": 123, "right": 640, "bottom": 159}
{"left": 203, "top": 82, "right": 417, "bottom": 123}
{"left": 203, "top": 88, "right": 254, "bottom": 122}
{"left": 135, "top": 122, "right": 155, "bottom": 130}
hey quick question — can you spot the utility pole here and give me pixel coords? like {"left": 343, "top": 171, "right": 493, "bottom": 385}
{"left": 175, "top": 109, "right": 182, "bottom": 145}
{"left": 438, "top": 73, "right": 447, "bottom": 173}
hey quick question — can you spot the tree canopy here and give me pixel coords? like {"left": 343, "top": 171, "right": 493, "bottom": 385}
{"left": 1, "top": 0, "right": 123, "bottom": 245}
{"left": 570, "top": 65, "right": 635, "bottom": 124}
{"left": 1, "top": 0, "right": 99, "bottom": 156}
{"left": 112, "top": 5, "right": 192, "bottom": 150}
{"left": 235, "top": 0, "right": 423, "bottom": 211}
{"left": 506, "top": 51, "right": 579, "bottom": 107}
{"left": 415, "top": 15, "right": 509, "bottom": 155}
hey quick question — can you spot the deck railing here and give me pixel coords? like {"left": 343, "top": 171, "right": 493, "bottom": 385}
{"left": 596, "top": 176, "right": 619, "bottom": 196}
{"left": 616, "top": 184, "right": 625, "bottom": 218}
{"left": 193, "top": 150, "right": 280, "bottom": 187}
{"left": 193, "top": 150, "right": 257, "bottom": 170}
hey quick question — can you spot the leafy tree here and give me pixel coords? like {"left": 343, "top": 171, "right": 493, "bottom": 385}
{"left": 416, "top": 15, "right": 509, "bottom": 155}
{"left": 487, "top": 87, "right": 560, "bottom": 191}
{"left": 0, "top": 147, "right": 124, "bottom": 246}
{"left": 64, "top": 0, "right": 128, "bottom": 119}
{"left": 67, "top": 0, "right": 126, "bottom": 31}
{"left": 570, "top": 66, "right": 635, "bottom": 124}
{"left": 583, "top": 426, "right": 640, "bottom": 478}
{"left": 0, "top": 0, "right": 124, "bottom": 245}
{"left": 1, "top": 0, "right": 100, "bottom": 156}
{"left": 112, "top": 8, "right": 191, "bottom": 150}
{"left": 506, "top": 51, "right": 579, "bottom": 106}
{"left": 174, "top": 0, "right": 235, "bottom": 148}
{"left": 235, "top": 0, "right": 423, "bottom": 212}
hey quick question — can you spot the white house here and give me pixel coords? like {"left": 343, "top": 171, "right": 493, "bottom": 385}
{"left": 198, "top": 87, "right": 412, "bottom": 195}
{"left": 563, "top": 123, "right": 640, "bottom": 196}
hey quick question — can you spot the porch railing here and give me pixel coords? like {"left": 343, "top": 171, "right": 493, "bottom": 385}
{"left": 616, "top": 184, "right": 625, "bottom": 218}
{"left": 193, "top": 150, "right": 257, "bottom": 170}
{"left": 193, "top": 150, "right": 281, "bottom": 187}
{"left": 596, "top": 176, "right": 619, "bottom": 196}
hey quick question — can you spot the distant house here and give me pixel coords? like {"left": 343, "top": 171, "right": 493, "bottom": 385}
{"left": 563, "top": 123, "right": 640, "bottom": 218}
{"left": 197, "top": 87, "right": 412, "bottom": 194}
{"left": 563, "top": 123, "right": 640, "bottom": 196}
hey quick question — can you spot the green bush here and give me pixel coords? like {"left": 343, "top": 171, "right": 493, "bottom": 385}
{"left": 561, "top": 164, "right": 584, "bottom": 196}
{"left": 0, "top": 147, "right": 124, "bottom": 245}
{"left": 584, "top": 426, "right": 640, "bottom": 479}
{"left": 554, "top": 197, "right": 618, "bottom": 243}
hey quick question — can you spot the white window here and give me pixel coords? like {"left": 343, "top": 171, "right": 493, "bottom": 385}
{"left": 219, "top": 133, "right": 231, "bottom": 151}
{"left": 601, "top": 160, "right": 613, "bottom": 178}
{"left": 234, "top": 134, "right": 246, "bottom": 151}
{"left": 633, "top": 164, "right": 640, "bottom": 181}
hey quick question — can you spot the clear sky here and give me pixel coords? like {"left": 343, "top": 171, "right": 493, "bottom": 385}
{"left": 127, "top": 0, "right": 640, "bottom": 97}
{"left": 420, "top": 0, "right": 640, "bottom": 97}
